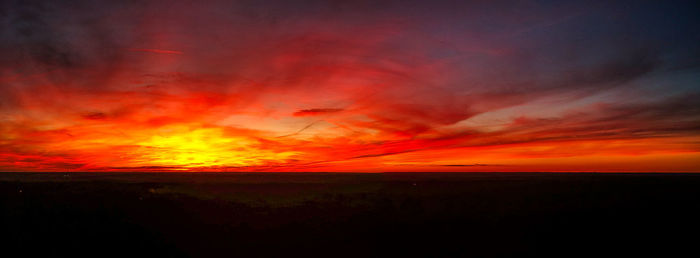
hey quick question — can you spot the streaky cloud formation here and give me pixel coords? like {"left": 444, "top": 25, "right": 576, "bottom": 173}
{"left": 0, "top": 0, "right": 699, "bottom": 172}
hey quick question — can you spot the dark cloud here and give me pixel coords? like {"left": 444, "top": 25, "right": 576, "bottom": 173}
{"left": 82, "top": 112, "right": 107, "bottom": 120}
{"left": 352, "top": 150, "right": 417, "bottom": 159}
{"left": 293, "top": 108, "right": 343, "bottom": 116}
{"left": 4, "top": 0, "right": 79, "bottom": 68}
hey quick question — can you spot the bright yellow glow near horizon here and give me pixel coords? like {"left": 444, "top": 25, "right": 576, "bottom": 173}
{"left": 135, "top": 126, "right": 297, "bottom": 168}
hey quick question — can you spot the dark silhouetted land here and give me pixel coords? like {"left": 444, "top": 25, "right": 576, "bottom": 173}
{"left": 1, "top": 172, "right": 699, "bottom": 257}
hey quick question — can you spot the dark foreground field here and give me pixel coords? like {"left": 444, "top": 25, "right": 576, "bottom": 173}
{"left": 1, "top": 172, "right": 699, "bottom": 257}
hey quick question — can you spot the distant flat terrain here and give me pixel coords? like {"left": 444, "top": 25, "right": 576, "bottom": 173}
{"left": 2, "top": 172, "right": 699, "bottom": 257}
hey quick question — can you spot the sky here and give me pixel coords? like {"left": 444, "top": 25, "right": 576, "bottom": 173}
{"left": 0, "top": 0, "right": 699, "bottom": 172}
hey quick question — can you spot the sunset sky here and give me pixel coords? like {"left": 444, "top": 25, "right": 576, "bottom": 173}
{"left": 1, "top": 0, "right": 699, "bottom": 172}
